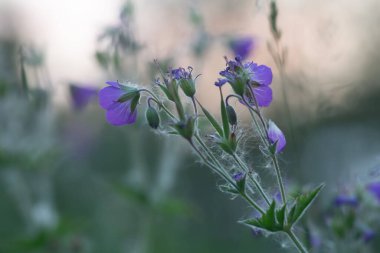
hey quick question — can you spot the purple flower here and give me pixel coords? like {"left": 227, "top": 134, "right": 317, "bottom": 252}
{"left": 229, "top": 37, "right": 255, "bottom": 60}
{"left": 69, "top": 84, "right": 98, "bottom": 110}
{"left": 214, "top": 78, "right": 227, "bottom": 87}
{"left": 367, "top": 181, "right": 380, "bottom": 202}
{"left": 333, "top": 195, "right": 359, "bottom": 207}
{"left": 267, "top": 120, "right": 286, "bottom": 153}
{"left": 171, "top": 67, "right": 192, "bottom": 80}
{"left": 362, "top": 229, "right": 376, "bottom": 243}
{"left": 98, "top": 81, "right": 139, "bottom": 126}
{"left": 233, "top": 172, "right": 245, "bottom": 182}
{"left": 309, "top": 232, "right": 322, "bottom": 249}
{"left": 216, "top": 58, "right": 273, "bottom": 107}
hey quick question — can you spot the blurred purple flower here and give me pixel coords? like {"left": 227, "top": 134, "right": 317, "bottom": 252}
{"left": 367, "top": 181, "right": 380, "bottom": 202}
{"left": 217, "top": 57, "right": 273, "bottom": 107}
{"left": 171, "top": 67, "right": 192, "bottom": 80}
{"left": 229, "top": 37, "right": 255, "bottom": 60}
{"left": 69, "top": 84, "right": 98, "bottom": 110}
{"left": 362, "top": 228, "right": 376, "bottom": 243}
{"left": 333, "top": 195, "right": 359, "bottom": 207}
{"left": 310, "top": 232, "right": 322, "bottom": 249}
{"left": 98, "top": 81, "right": 139, "bottom": 126}
{"left": 267, "top": 120, "right": 286, "bottom": 153}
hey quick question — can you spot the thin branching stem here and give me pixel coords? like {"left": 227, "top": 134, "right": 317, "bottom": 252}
{"left": 231, "top": 153, "right": 271, "bottom": 206}
{"left": 189, "top": 140, "right": 265, "bottom": 214}
{"left": 286, "top": 229, "right": 309, "bottom": 253}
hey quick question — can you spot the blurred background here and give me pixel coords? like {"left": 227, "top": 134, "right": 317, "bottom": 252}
{"left": 1, "top": 0, "right": 380, "bottom": 252}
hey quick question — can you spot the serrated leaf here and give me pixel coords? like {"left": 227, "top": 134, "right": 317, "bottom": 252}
{"left": 276, "top": 204, "right": 287, "bottom": 227}
{"left": 288, "top": 184, "right": 324, "bottom": 226}
{"left": 241, "top": 201, "right": 284, "bottom": 232}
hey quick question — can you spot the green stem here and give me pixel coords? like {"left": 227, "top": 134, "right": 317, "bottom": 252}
{"left": 272, "top": 155, "right": 287, "bottom": 204}
{"left": 231, "top": 153, "right": 271, "bottom": 206}
{"left": 286, "top": 229, "right": 309, "bottom": 253}
{"left": 189, "top": 140, "right": 264, "bottom": 215}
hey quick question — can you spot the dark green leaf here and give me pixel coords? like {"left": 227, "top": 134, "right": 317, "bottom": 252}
{"left": 197, "top": 100, "right": 224, "bottom": 136}
{"left": 288, "top": 184, "right": 324, "bottom": 226}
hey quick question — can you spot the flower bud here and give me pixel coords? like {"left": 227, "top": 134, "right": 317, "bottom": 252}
{"left": 146, "top": 107, "right": 160, "bottom": 129}
{"left": 226, "top": 105, "right": 237, "bottom": 125}
{"left": 179, "top": 79, "right": 196, "bottom": 97}
{"left": 233, "top": 172, "right": 246, "bottom": 193}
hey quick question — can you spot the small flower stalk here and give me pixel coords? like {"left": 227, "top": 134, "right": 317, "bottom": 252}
{"left": 98, "top": 57, "right": 324, "bottom": 253}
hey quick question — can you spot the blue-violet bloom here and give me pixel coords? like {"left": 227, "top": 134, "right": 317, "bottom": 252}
{"left": 267, "top": 120, "right": 286, "bottom": 153}
{"left": 216, "top": 57, "right": 273, "bottom": 107}
{"left": 363, "top": 228, "right": 376, "bottom": 243}
{"left": 367, "top": 181, "right": 380, "bottom": 202}
{"left": 98, "top": 81, "right": 139, "bottom": 126}
{"left": 69, "top": 84, "right": 98, "bottom": 110}
{"left": 333, "top": 195, "right": 359, "bottom": 207}
{"left": 229, "top": 37, "right": 255, "bottom": 60}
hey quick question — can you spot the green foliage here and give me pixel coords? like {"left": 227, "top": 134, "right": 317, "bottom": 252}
{"left": 241, "top": 201, "right": 287, "bottom": 232}
{"left": 197, "top": 101, "right": 223, "bottom": 137}
{"left": 288, "top": 184, "right": 324, "bottom": 226}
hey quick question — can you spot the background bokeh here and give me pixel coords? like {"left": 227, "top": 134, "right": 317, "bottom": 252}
{"left": 1, "top": 0, "right": 380, "bottom": 252}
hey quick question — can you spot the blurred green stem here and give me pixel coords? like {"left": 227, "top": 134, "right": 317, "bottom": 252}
{"left": 286, "top": 229, "right": 309, "bottom": 253}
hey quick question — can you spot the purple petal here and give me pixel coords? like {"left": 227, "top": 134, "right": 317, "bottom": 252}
{"left": 215, "top": 78, "right": 227, "bottom": 87}
{"left": 267, "top": 120, "right": 286, "bottom": 153}
{"left": 105, "top": 81, "right": 121, "bottom": 88}
{"left": 249, "top": 64, "right": 273, "bottom": 86}
{"left": 229, "top": 37, "right": 255, "bottom": 60}
{"left": 367, "top": 181, "right": 380, "bottom": 202}
{"left": 253, "top": 86, "right": 273, "bottom": 107}
{"left": 98, "top": 86, "right": 125, "bottom": 110}
{"left": 105, "top": 102, "right": 137, "bottom": 126}
{"left": 69, "top": 84, "right": 97, "bottom": 110}
{"left": 333, "top": 195, "right": 359, "bottom": 207}
{"left": 363, "top": 229, "right": 376, "bottom": 243}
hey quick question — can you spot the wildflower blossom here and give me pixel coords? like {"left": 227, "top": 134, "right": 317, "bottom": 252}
{"left": 229, "top": 37, "right": 255, "bottom": 60}
{"left": 69, "top": 84, "right": 98, "bottom": 110}
{"left": 216, "top": 57, "right": 273, "bottom": 106}
{"left": 333, "top": 195, "right": 359, "bottom": 207}
{"left": 362, "top": 228, "right": 376, "bottom": 243}
{"left": 267, "top": 120, "right": 286, "bottom": 153}
{"left": 98, "top": 81, "right": 140, "bottom": 126}
{"left": 367, "top": 181, "right": 380, "bottom": 202}
{"left": 171, "top": 66, "right": 196, "bottom": 98}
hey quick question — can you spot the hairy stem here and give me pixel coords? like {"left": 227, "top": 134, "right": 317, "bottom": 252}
{"left": 286, "top": 229, "right": 309, "bottom": 253}
{"left": 232, "top": 153, "right": 271, "bottom": 206}
{"left": 189, "top": 140, "right": 265, "bottom": 214}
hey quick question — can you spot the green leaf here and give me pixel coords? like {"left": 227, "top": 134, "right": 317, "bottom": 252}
{"left": 276, "top": 204, "right": 287, "bottom": 228}
{"left": 288, "top": 184, "right": 324, "bottom": 226}
{"left": 196, "top": 100, "right": 224, "bottom": 137}
{"left": 241, "top": 201, "right": 284, "bottom": 232}
{"left": 112, "top": 183, "right": 149, "bottom": 206}
{"left": 219, "top": 88, "right": 230, "bottom": 138}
